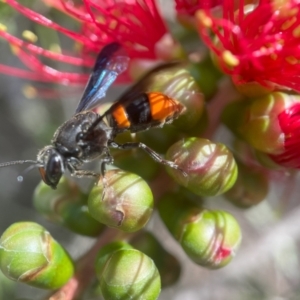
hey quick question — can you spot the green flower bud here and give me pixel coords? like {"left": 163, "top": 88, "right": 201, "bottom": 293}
{"left": 224, "top": 162, "right": 269, "bottom": 208}
{"left": 90, "top": 241, "right": 134, "bottom": 299}
{"left": 95, "top": 241, "right": 134, "bottom": 277}
{"left": 223, "top": 92, "right": 300, "bottom": 154}
{"left": 166, "top": 137, "right": 238, "bottom": 197}
{"left": 96, "top": 243, "right": 161, "bottom": 300}
{"left": 60, "top": 203, "right": 105, "bottom": 237}
{"left": 158, "top": 192, "right": 202, "bottom": 237}
{"left": 181, "top": 209, "right": 242, "bottom": 269}
{"left": 234, "top": 81, "right": 275, "bottom": 98}
{"left": 138, "top": 125, "right": 181, "bottom": 154}
{"left": 184, "top": 109, "right": 209, "bottom": 137}
{"left": 33, "top": 176, "right": 82, "bottom": 223}
{"left": 33, "top": 177, "right": 105, "bottom": 237}
{"left": 113, "top": 147, "right": 159, "bottom": 180}
{"left": 255, "top": 150, "right": 283, "bottom": 169}
{"left": 131, "top": 232, "right": 181, "bottom": 287}
{"left": 159, "top": 196, "right": 242, "bottom": 269}
{"left": 0, "top": 222, "right": 74, "bottom": 289}
{"left": 188, "top": 56, "right": 223, "bottom": 99}
{"left": 221, "top": 99, "right": 249, "bottom": 140}
{"left": 237, "top": 92, "right": 290, "bottom": 153}
{"left": 88, "top": 170, "right": 154, "bottom": 232}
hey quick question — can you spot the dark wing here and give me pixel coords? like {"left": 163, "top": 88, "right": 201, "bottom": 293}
{"left": 84, "top": 62, "right": 182, "bottom": 134}
{"left": 75, "top": 42, "right": 129, "bottom": 113}
{"left": 113, "top": 61, "right": 181, "bottom": 107}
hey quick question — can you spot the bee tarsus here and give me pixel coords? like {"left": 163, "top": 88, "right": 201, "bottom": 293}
{"left": 109, "top": 141, "right": 187, "bottom": 177}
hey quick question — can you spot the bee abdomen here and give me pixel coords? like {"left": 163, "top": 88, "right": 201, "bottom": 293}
{"left": 147, "top": 92, "right": 184, "bottom": 123}
{"left": 107, "top": 92, "right": 184, "bottom": 132}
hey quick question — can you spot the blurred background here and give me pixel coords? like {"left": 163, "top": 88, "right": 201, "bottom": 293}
{"left": 1, "top": 1, "right": 300, "bottom": 299}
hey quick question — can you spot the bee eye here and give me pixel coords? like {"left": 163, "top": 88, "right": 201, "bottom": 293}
{"left": 39, "top": 152, "right": 64, "bottom": 189}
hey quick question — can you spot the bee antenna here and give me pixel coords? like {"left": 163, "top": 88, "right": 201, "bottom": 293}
{"left": 17, "top": 163, "right": 41, "bottom": 183}
{"left": 0, "top": 160, "right": 38, "bottom": 168}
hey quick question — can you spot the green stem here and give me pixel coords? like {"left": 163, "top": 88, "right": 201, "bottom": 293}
{"left": 203, "top": 78, "right": 241, "bottom": 139}
{"left": 46, "top": 228, "right": 127, "bottom": 300}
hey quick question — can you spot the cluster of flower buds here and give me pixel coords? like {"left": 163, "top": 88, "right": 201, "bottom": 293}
{"left": 1, "top": 0, "right": 300, "bottom": 299}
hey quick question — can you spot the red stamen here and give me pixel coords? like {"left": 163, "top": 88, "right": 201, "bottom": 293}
{"left": 175, "top": 0, "right": 223, "bottom": 15}
{"left": 0, "top": 0, "right": 169, "bottom": 88}
{"left": 197, "top": 0, "right": 300, "bottom": 92}
{"left": 0, "top": 30, "right": 94, "bottom": 67}
{"left": 6, "top": 0, "right": 99, "bottom": 50}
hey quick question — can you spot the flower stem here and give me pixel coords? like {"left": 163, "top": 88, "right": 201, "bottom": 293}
{"left": 47, "top": 228, "right": 125, "bottom": 300}
{"left": 203, "top": 78, "right": 240, "bottom": 139}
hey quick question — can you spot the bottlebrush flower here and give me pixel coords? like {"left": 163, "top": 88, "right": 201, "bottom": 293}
{"left": 196, "top": 0, "right": 300, "bottom": 95}
{"left": 175, "top": 0, "right": 223, "bottom": 16}
{"left": 175, "top": 0, "right": 223, "bottom": 29}
{"left": 0, "top": 0, "right": 180, "bottom": 88}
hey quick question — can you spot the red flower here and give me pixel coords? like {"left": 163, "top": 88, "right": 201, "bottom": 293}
{"left": 0, "top": 0, "right": 178, "bottom": 87}
{"left": 269, "top": 103, "right": 300, "bottom": 168}
{"left": 196, "top": 0, "right": 300, "bottom": 93}
{"left": 175, "top": 0, "right": 223, "bottom": 16}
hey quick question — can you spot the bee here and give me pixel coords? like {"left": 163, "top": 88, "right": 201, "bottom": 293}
{"left": 0, "top": 42, "right": 187, "bottom": 189}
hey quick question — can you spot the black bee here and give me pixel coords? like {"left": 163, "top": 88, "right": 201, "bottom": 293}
{"left": 0, "top": 42, "right": 186, "bottom": 189}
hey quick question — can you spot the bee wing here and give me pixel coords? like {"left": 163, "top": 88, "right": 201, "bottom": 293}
{"left": 75, "top": 42, "right": 129, "bottom": 113}
{"left": 104, "top": 61, "right": 181, "bottom": 110}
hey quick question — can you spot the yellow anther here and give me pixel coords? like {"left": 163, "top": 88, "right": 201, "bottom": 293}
{"left": 273, "top": 0, "right": 298, "bottom": 16}
{"left": 109, "top": 20, "right": 118, "bottom": 30}
{"left": 112, "top": 8, "right": 122, "bottom": 17}
{"left": 281, "top": 8, "right": 297, "bottom": 17}
{"left": 270, "top": 53, "right": 277, "bottom": 60}
{"left": 22, "top": 30, "right": 38, "bottom": 43}
{"left": 293, "top": 25, "right": 300, "bottom": 38}
{"left": 222, "top": 50, "right": 239, "bottom": 67}
{"left": 195, "top": 10, "right": 212, "bottom": 28}
{"left": 259, "top": 46, "right": 267, "bottom": 55}
{"left": 0, "top": 23, "right": 7, "bottom": 31}
{"left": 74, "top": 42, "right": 83, "bottom": 52}
{"left": 286, "top": 56, "right": 298, "bottom": 65}
{"left": 22, "top": 85, "right": 37, "bottom": 99}
{"left": 49, "top": 43, "right": 61, "bottom": 53}
{"left": 10, "top": 44, "right": 19, "bottom": 55}
{"left": 281, "top": 17, "right": 296, "bottom": 30}
{"left": 97, "top": 15, "right": 105, "bottom": 24}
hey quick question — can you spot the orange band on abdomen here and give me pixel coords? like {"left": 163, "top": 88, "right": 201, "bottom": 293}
{"left": 148, "top": 92, "right": 180, "bottom": 121}
{"left": 112, "top": 104, "right": 131, "bottom": 128}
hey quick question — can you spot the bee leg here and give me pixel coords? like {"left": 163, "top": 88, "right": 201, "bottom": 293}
{"left": 101, "top": 150, "right": 114, "bottom": 177}
{"left": 68, "top": 165, "right": 100, "bottom": 180}
{"left": 100, "top": 151, "right": 114, "bottom": 200}
{"left": 71, "top": 169, "right": 100, "bottom": 179}
{"left": 109, "top": 141, "right": 188, "bottom": 177}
